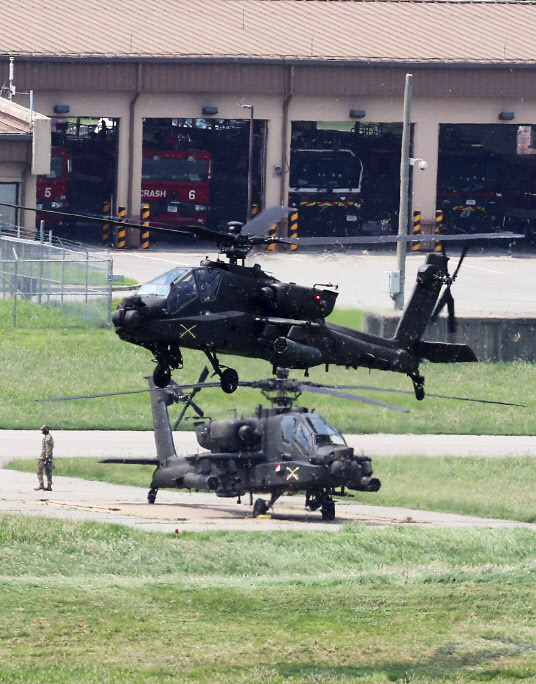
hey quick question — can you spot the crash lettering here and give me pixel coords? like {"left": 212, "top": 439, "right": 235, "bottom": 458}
{"left": 142, "top": 190, "right": 167, "bottom": 198}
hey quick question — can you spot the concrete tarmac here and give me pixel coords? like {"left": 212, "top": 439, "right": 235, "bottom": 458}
{"left": 2, "top": 468, "right": 533, "bottom": 533}
{"left": 111, "top": 247, "right": 536, "bottom": 316}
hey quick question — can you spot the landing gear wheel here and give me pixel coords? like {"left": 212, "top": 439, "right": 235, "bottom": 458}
{"left": 147, "top": 488, "right": 158, "bottom": 504}
{"left": 411, "top": 373, "right": 425, "bottom": 401}
{"left": 253, "top": 498, "right": 269, "bottom": 518}
{"left": 153, "top": 364, "right": 171, "bottom": 388}
{"left": 220, "top": 368, "right": 239, "bottom": 394}
{"left": 321, "top": 500, "right": 336, "bottom": 521}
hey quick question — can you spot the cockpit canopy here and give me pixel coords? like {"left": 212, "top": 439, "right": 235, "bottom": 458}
{"left": 137, "top": 266, "right": 222, "bottom": 312}
{"left": 280, "top": 412, "right": 346, "bottom": 457}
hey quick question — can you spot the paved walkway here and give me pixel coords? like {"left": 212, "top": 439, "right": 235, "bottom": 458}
{"left": 2, "top": 430, "right": 535, "bottom": 468}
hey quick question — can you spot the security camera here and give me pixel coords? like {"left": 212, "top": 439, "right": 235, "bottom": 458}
{"left": 409, "top": 157, "right": 428, "bottom": 171}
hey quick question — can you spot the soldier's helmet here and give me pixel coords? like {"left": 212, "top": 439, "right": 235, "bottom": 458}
{"left": 40, "top": 425, "right": 50, "bottom": 433}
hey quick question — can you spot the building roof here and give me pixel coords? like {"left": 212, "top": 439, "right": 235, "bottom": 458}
{"left": 0, "top": 109, "right": 31, "bottom": 136}
{"left": 0, "top": 0, "right": 535, "bottom": 65}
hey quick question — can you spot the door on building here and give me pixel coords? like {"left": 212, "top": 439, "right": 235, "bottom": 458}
{"left": 36, "top": 117, "right": 119, "bottom": 241}
{"left": 0, "top": 182, "right": 18, "bottom": 227}
{"left": 289, "top": 121, "right": 402, "bottom": 238}
{"left": 142, "top": 117, "right": 267, "bottom": 237}
{"left": 437, "top": 123, "right": 536, "bottom": 237}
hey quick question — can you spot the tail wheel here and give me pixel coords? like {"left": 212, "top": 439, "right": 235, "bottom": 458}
{"left": 148, "top": 488, "right": 158, "bottom": 504}
{"left": 253, "top": 498, "right": 269, "bottom": 517}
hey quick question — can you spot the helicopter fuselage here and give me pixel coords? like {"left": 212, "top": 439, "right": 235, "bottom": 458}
{"left": 112, "top": 255, "right": 471, "bottom": 394}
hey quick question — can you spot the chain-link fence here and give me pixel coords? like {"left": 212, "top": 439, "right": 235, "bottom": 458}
{"left": 0, "top": 232, "right": 113, "bottom": 327}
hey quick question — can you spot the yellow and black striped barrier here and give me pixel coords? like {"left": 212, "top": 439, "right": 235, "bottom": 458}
{"left": 289, "top": 210, "right": 298, "bottom": 252}
{"left": 117, "top": 204, "right": 127, "bottom": 249}
{"left": 141, "top": 203, "right": 150, "bottom": 249}
{"left": 102, "top": 200, "right": 112, "bottom": 248}
{"left": 411, "top": 209, "right": 422, "bottom": 252}
{"left": 434, "top": 209, "right": 443, "bottom": 252}
{"left": 267, "top": 222, "right": 277, "bottom": 251}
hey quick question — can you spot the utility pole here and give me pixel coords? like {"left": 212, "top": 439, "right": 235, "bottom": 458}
{"left": 393, "top": 73, "right": 413, "bottom": 311}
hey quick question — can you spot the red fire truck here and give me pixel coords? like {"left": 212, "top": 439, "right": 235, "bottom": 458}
{"left": 36, "top": 146, "right": 70, "bottom": 227}
{"left": 141, "top": 149, "right": 211, "bottom": 227}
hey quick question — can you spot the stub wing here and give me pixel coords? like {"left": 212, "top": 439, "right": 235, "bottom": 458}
{"left": 184, "top": 452, "right": 265, "bottom": 463}
{"left": 98, "top": 458, "right": 159, "bottom": 465}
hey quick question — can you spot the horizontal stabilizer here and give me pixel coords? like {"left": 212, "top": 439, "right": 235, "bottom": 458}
{"left": 99, "top": 458, "right": 159, "bottom": 465}
{"left": 414, "top": 340, "right": 477, "bottom": 363}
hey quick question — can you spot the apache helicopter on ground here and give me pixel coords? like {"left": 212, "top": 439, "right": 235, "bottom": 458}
{"left": 4, "top": 201, "right": 522, "bottom": 400}
{"left": 39, "top": 367, "right": 523, "bottom": 521}
{"left": 100, "top": 368, "right": 394, "bottom": 520}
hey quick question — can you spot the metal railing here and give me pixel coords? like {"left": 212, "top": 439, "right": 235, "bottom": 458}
{"left": 0, "top": 226, "right": 113, "bottom": 327}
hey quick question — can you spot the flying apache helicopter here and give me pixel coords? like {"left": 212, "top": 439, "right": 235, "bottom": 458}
{"left": 108, "top": 206, "right": 521, "bottom": 399}
{"left": 39, "top": 367, "right": 523, "bottom": 521}
{"left": 3, "top": 201, "right": 522, "bottom": 400}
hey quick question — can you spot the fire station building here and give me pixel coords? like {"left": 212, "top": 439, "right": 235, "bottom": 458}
{"left": 2, "top": 0, "right": 536, "bottom": 242}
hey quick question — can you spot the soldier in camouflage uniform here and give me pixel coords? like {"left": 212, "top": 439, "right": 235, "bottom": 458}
{"left": 35, "top": 425, "right": 54, "bottom": 491}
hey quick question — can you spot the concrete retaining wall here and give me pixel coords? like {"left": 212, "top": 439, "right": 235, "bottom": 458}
{"left": 363, "top": 313, "right": 536, "bottom": 362}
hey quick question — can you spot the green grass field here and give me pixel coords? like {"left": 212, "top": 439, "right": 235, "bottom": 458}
{"left": 1, "top": 515, "right": 536, "bottom": 683}
{"left": 3, "top": 297, "right": 536, "bottom": 682}
{"left": 0, "top": 299, "right": 533, "bottom": 433}
{"left": 8, "top": 454, "right": 536, "bottom": 523}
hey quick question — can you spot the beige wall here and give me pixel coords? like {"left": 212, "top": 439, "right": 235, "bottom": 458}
{"left": 30, "top": 89, "right": 536, "bottom": 229}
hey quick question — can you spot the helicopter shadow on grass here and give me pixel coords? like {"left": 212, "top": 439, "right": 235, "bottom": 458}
{"left": 242, "top": 638, "right": 535, "bottom": 682}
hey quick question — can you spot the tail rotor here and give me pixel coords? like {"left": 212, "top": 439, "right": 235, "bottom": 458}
{"left": 430, "top": 244, "right": 469, "bottom": 333}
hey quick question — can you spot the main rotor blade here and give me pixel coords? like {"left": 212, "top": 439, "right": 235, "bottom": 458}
{"left": 298, "top": 384, "right": 409, "bottom": 412}
{"left": 0, "top": 201, "right": 293, "bottom": 245}
{"left": 451, "top": 243, "right": 470, "bottom": 281}
{"left": 37, "top": 388, "right": 156, "bottom": 401}
{"left": 242, "top": 206, "right": 293, "bottom": 236}
{"left": 273, "top": 231, "right": 523, "bottom": 246}
{"left": 304, "top": 383, "right": 524, "bottom": 407}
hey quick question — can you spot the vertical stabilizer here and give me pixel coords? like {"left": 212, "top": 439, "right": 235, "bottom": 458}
{"left": 147, "top": 376, "right": 178, "bottom": 464}
{"left": 394, "top": 252, "right": 445, "bottom": 347}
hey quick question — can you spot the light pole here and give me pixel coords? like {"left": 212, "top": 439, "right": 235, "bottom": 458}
{"left": 240, "top": 103, "right": 254, "bottom": 221}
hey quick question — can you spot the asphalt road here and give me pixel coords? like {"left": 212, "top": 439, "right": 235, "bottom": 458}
{"left": 111, "top": 246, "right": 536, "bottom": 316}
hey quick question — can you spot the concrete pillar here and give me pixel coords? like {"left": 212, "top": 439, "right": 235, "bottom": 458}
{"left": 264, "top": 108, "right": 286, "bottom": 208}
{"left": 411, "top": 118, "right": 439, "bottom": 230}
{"left": 115, "top": 114, "right": 130, "bottom": 216}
